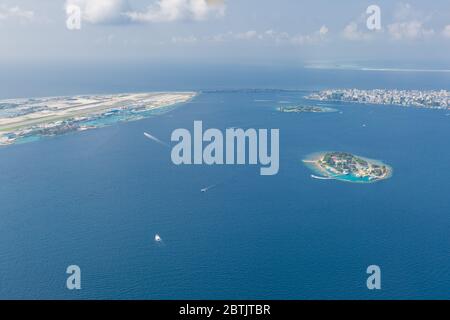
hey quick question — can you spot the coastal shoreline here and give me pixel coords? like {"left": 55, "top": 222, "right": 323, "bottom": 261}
{"left": 277, "top": 105, "right": 338, "bottom": 113}
{"left": 306, "top": 89, "right": 449, "bottom": 110}
{"left": 303, "top": 151, "right": 393, "bottom": 183}
{"left": 0, "top": 91, "right": 197, "bottom": 146}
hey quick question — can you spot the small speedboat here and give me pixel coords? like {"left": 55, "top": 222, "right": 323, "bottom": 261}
{"left": 154, "top": 234, "right": 162, "bottom": 242}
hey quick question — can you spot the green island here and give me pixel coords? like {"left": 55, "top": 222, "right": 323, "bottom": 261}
{"left": 303, "top": 152, "right": 392, "bottom": 183}
{"left": 277, "top": 105, "right": 338, "bottom": 113}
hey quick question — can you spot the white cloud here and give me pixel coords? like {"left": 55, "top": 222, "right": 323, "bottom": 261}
{"left": 235, "top": 30, "right": 257, "bottom": 40}
{"left": 443, "top": 25, "right": 450, "bottom": 39}
{"left": 341, "top": 3, "right": 437, "bottom": 42}
{"left": 387, "top": 21, "right": 434, "bottom": 40}
{"left": 259, "top": 30, "right": 290, "bottom": 43}
{"left": 290, "top": 26, "right": 329, "bottom": 45}
{"left": 65, "top": 0, "right": 130, "bottom": 24}
{"left": 204, "top": 26, "right": 328, "bottom": 46}
{"left": 319, "top": 25, "right": 329, "bottom": 36}
{"left": 0, "top": 4, "right": 34, "bottom": 21}
{"left": 341, "top": 7, "right": 380, "bottom": 42}
{"left": 393, "top": 2, "right": 426, "bottom": 21}
{"left": 342, "top": 22, "right": 371, "bottom": 41}
{"left": 126, "top": 0, "right": 226, "bottom": 23}
{"left": 64, "top": 0, "right": 224, "bottom": 24}
{"left": 171, "top": 35, "right": 198, "bottom": 43}
{"left": 387, "top": 3, "right": 434, "bottom": 40}
{"left": 208, "top": 31, "right": 232, "bottom": 42}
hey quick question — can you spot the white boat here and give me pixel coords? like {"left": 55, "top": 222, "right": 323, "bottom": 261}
{"left": 154, "top": 234, "right": 161, "bottom": 242}
{"left": 201, "top": 185, "right": 216, "bottom": 193}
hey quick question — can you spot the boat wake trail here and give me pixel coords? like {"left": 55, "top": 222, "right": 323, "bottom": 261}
{"left": 201, "top": 184, "right": 217, "bottom": 193}
{"left": 144, "top": 132, "right": 170, "bottom": 147}
{"left": 311, "top": 174, "right": 335, "bottom": 180}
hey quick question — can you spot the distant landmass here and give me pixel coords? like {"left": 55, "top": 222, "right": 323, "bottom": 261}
{"left": 307, "top": 89, "right": 449, "bottom": 109}
{"left": 277, "top": 105, "right": 338, "bottom": 113}
{"left": 0, "top": 92, "right": 196, "bottom": 146}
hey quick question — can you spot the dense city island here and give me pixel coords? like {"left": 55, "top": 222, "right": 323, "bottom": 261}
{"left": 277, "top": 105, "right": 338, "bottom": 113}
{"left": 0, "top": 92, "right": 196, "bottom": 146}
{"left": 303, "top": 152, "right": 392, "bottom": 183}
{"left": 307, "top": 89, "right": 449, "bottom": 109}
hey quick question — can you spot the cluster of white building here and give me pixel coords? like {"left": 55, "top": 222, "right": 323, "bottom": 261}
{"left": 308, "top": 89, "right": 449, "bottom": 109}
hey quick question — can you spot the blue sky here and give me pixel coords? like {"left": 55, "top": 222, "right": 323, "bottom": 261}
{"left": 1, "top": 0, "right": 450, "bottom": 66}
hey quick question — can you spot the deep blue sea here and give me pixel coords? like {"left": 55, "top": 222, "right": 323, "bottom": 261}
{"left": 0, "top": 67, "right": 449, "bottom": 299}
